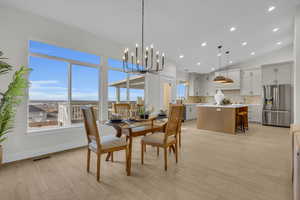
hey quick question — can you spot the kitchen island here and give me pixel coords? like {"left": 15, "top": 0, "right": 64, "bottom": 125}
{"left": 196, "top": 104, "right": 248, "bottom": 134}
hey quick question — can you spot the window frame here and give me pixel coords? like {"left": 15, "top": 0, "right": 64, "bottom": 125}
{"left": 27, "top": 51, "right": 101, "bottom": 133}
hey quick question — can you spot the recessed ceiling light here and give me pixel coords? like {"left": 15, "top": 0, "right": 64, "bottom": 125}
{"left": 179, "top": 54, "right": 184, "bottom": 58}
{"left": 268, "top": 6, "right": 276, "bottom": 12}
{"left": 242, "top": 42, "right": 248, "bottom": 46}
{"left": 273, "top": 28, "right": 279, "bottom": 32}
{"left": 217, "top": 53, "right": 222, "bottom": 57}
{"left": 277, "top": 41, "right": 282, "bottom": 45}
{"left": 201, "top": 42, "right": 207, "bottom": 47}
{"left": 230, "top": 27, "right": 236, "bottom": 32}
{"left": 251, "top": 52, "right": 255, "bottom": 56}
{"left": 211, "top": 67, "right": 215, "bottom": 71}
{"left": 229, "top": 61, "right": 233, "bottom": 64}
{"left": 197, "top": 62, "right": 201, "bottom": 66}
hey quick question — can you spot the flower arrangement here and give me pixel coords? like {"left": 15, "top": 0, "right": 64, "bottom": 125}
{"left": 138, "top": 105, "right": 154, "bottom": 119}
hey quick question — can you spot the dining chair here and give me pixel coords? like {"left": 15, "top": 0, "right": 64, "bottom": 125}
{"left": 140, "top": 104, "right": 184, "bottom": 170}
{"left": 81, "top": 106, "right": 128, "bottom": 182}
{"left": 113, "top": 103, "right": 131, "bottom": 119}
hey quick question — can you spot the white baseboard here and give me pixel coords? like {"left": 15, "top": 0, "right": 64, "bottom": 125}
{"left": 3, "top": 141, "right": 86, "bottom": 163}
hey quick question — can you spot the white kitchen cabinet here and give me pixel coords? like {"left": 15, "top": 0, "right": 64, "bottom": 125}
{"left": 203, "top": 73, "right": 216, "bottom": 96}
{"left": 185, "top": 104, "right": 197, "bottom": 120}
{"left": 261, "top": 62, "right": 292, "bottom": 85}
{"left": 248, "top": 104, "right": 262, "bottom": 123}
{"left": 241, "top": 68, "right": 262, "bottom": 96}
{"left": 198, "top": 75, "right": 206, "bottom": 96}
{"left": 188, "top": 73, "right": 202, "bottom": 96}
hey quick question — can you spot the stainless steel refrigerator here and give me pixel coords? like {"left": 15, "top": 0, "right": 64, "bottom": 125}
{"left": 262, "top": 84, "right": 292, "bottom": 127}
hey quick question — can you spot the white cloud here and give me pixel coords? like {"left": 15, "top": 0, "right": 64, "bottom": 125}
{"left": 30, "top": 80, "right": 59, "bottom": 85}
{"left": 29, "top": 91, "right": 67, "bottom": 101}
{"left": 72, "top": 91, "right": 98, "bottom": 101}
{"left": 30, "top": 80, "right": 67, "bottom": 91}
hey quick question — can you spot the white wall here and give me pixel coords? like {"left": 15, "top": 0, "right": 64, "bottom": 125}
{"left": 0, "top": 5, "right": 179, "bottom": 163}
{"left": 145, "top": 62, "right": 177, "bottom": 114}
{"left": 294, "top": 6, "right": 300, "bottom": 124}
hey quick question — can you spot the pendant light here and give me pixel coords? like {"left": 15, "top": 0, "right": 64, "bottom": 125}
{"left": 223, "top": 51, "right": 234, "bottom": 84}
{"left": 213, "top": 45, "right": 227, "bottom": 83}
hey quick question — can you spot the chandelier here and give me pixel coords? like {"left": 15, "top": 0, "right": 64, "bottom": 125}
{"left": 122, "top": 0, "right": 165, "bottom": 74}
{"left": 213, "top": 45, "right": 234, "bottom": 84}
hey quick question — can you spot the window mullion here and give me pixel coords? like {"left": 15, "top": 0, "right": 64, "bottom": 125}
{"left": 68, "top": 63, "right": 72, "bottom": 126}
{"left": 126, "top": 73, "right": 130, "bottom": 102}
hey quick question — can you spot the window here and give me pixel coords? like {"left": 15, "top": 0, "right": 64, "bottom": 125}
{"left": 29, "top": 40, "right": 100, "bottom": 65}
{"left": 28, "top": 40, "right": 100, "bottom": 131}
{"left": 28, "top": 56, "right": 68, "bottom": 129}
{"left": 71, "top": 65, "right": 99, "bottom": 124}
{"left": 108, "top": 70, "right": 128, "bottom": 102}
{"left": 177, "top": 82, "right": 187, "bottom": 99}
{"left": 129, "top": 73, "right": 144, "bottom": 102}
{"left": 107, "top": 59, "right": 145, "bottom": 119}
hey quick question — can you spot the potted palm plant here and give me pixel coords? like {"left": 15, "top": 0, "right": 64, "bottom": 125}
{"left": 0, "top": 51, "right": 30, "bottom": 165}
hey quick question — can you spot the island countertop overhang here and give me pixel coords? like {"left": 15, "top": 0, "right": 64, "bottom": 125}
{"left": 196, "top": 104, "right": 248, "bottom": 108}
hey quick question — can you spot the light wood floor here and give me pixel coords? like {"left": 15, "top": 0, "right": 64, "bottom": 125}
{"left": 0, "top": 121, "right": 292, "bottom": 200}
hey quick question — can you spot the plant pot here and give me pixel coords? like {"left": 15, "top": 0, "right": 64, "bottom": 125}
{"left": 140, "top": 114, "right": 149, "bottom": 119}
{"left": 0, "top": 145, "right": 3, "bottom": 166}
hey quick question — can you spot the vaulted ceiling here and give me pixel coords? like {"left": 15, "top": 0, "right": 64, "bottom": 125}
{"left": 1, "top": 0, "right": 299, "bottom": 73}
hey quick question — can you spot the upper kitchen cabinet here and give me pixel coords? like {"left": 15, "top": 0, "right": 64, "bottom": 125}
{"left": 241, "top": 68, "right": 262, "bottom": 96}
{"left": 201, "top": 73, "right": 216, "bottom": 96}
{"left": 188, "top": 73, "right": 201, "bottom": 96}
{"left": 215, "top": 69, "right": 241, "bottom": 90}
{"left": 261, "top": 61, "right": 293, "bottom": 85}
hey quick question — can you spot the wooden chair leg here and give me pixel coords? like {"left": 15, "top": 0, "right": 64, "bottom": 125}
{"left": 157, "top": 147, "right": 159, "bottom": 157}
{"left": 141, "top": 143, "right": 144, "bottom": 165}
{"left": 111, "top": 152, "right": 114, "bottom": 162}
{"left": 87, "top": 149, "right": 91, "bottom": 172}
{"left": 175, "top": 142, "right": 178, "bottom": 163}
{"left": 105, "top": 152, "right": 111, "bottom": 161}
{"left": 164, "top": 147, "right": 168, "bottom": 171}
{"left": 96, "top": 154, "right": 101, "bottom": 182}
{"left": 169, "top": 146, "right": 172, "bottom": 154}
{"left": 125, "top": 147, "right": 129, "bottom": 174}
{"left": 171, "top": 145, "right": 176, "bottom": 154}
{"left": 179, "top": 130, "right": 182, "bottom": 148}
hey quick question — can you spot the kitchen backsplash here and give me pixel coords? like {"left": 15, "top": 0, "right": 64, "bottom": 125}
{"left": 187, "top": 91, "right": 262, "bottom": 104}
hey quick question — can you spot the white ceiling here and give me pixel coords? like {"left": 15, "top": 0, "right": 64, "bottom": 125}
{"left": 1, "top": 0, "right": 299, "bottom": 73}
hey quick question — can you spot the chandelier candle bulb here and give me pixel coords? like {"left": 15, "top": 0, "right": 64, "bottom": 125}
{"left": 131, "top": 52, "right": 134, "bottom": 71}
{"left": 151, "top": 45, "right": 154, "bottom": 69}
{"left": 145, "top": 55, "right": 148, "bottom": 69}
{"left": 122, "top": 56, "right": 125, "bottom": 71}
{"left": 162, "top": 53, "right": 165, "bottom": 70}
{"left": 135, "top": 44, "right": 138, "bottom": 59}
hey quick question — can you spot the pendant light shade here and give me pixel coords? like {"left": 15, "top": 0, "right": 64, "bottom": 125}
{"left": 223, "top": 77, "right": 234, "bottom": 84}
{"left": 213, "top": 45, "right": 227, "bottom": 83}
{"left": 213, "top": 75, "right": 227, "bottom": 83}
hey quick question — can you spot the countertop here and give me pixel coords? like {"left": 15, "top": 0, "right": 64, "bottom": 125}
{"left": 196, "top": 104, "right": 248, "bottom": 108}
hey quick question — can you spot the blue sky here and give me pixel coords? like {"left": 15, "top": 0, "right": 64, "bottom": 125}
{"left": 29, "top": 40, "right": 144, "bottom": 101}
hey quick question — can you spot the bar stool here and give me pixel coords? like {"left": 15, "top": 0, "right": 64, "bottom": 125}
{"left": 237, "top": 111, "right": 248, "bottom": 133}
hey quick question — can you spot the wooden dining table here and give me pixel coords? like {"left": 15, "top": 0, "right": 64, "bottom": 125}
{"left": 102, "top": 116, "right": 167, "bottom": 176}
